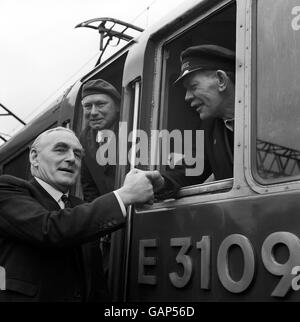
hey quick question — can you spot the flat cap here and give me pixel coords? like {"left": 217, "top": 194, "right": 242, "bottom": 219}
{"left": 175, "top": 44, "right": 235, "bottom": 83}
{"left": 81, "top": 79, "right": 121, "bottom": 101}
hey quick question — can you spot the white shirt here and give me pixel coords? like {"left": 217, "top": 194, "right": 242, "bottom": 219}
{"left": 35, "top": 177, "right": 67, "bottom": 209}
{"left": 34, "top": 177, "right": 126, "bottom": 216}
{"left": 96, "top": 129, "right": 115, "bottom": 146}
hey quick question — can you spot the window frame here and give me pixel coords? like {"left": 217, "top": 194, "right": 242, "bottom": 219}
{"left": 149, "top": 0, "right": 239, "bottom": 202}
{"left": 250, "top": 0, "right": 300, "bottom": 187}
{"left": 243, "top": 0, "right": 300, "bottom": 195}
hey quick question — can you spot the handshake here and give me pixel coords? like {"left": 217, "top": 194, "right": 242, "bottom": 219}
{"left": 116, "top": 169, "right": 165, "bottom": 207}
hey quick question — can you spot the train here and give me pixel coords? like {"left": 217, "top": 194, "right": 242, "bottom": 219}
{"left": 1, "top": 0, "right": 300, "bottom": 301}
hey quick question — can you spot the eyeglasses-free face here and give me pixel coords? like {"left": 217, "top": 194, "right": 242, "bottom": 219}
{"left": 82, "top": 93, "right": 120, "bottom": 130}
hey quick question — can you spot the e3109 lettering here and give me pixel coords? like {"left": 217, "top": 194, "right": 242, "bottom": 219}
{"left": 138, "top": 232, "right": 300, "bottom": 298}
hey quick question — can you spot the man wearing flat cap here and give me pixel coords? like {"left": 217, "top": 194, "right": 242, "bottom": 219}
{"left": 161, "top": 44, "right": 236, "bottom": 194}
{"left": 79, "top": 79, "right": 121, "bottom": 286}
{"left": 80, "top": 79, "right": 121, "bottom": 202}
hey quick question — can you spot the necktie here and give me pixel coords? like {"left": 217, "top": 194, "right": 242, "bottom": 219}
{"left": 61, "top": 194, "right": 72, "bottom": 208}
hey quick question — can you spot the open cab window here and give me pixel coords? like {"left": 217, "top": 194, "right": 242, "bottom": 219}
{"left": 74, "top": 52, "right": 127, "bottom": 201}
{"left": 155, "top": 1, "right": 236, "bottom": 199}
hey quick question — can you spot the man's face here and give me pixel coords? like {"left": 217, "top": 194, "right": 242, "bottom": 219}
{"left": 31, "top": 131, "right": 83, "bottom": 192}
{"left": 183, "top": 70, "right": 224, "bottom": 121}
{"left": 82, "top": 93, "right": 119, "bottom": 130}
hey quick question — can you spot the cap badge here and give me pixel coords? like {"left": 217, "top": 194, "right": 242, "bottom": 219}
{"left": 181, "top": 61, "right": 190, "bottom": 72}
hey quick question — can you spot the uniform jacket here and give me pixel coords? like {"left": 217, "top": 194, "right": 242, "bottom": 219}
{"left": 80, "top": 126, "right": 117, "bottom": 202}
{"left": 0, "top": 175, "right": 125, "bottom": 302}
{"left": 162, "top": 118, "right": 233, "bottom": 194}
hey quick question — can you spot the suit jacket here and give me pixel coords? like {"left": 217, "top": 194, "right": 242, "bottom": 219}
{"left": 162, "top": 118, "right": 233, "bottom": 195}
{"left": 80, "top": 126, "right": 117, "bottom": 202}
{"left": 0, "top": 175, "right": 125, "bottom": 302}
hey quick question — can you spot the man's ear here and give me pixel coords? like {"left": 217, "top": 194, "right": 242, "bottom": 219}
{"left": 216, "top": 70, "right": 229, "bottom": 92}
{"left": 30, "top": 149, "right": 39, "bottom": 168}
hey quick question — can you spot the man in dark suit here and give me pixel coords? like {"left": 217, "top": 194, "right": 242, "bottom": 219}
{"left": 160, "top": 44, "right": 235, "bottom": 196}
{"left": 0, "top": 127, "right": 163, "bottom": 301}
{"left": 79, "top": 79, "right": 121, "bottom": 202}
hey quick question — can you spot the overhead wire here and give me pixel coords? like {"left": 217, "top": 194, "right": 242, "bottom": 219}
{"left": 16, "top": 0, "right": 158, "bottom": 127}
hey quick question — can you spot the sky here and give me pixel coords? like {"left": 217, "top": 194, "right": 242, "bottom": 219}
{"left": 0, "top": 0, "right": 187, "bottom": 144}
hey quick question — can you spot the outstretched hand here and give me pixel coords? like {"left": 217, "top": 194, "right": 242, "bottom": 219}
{"left": 144, "top": 170, "right": 165, "bottom": 192}
{"left": 116, "top": 169, "right": 152, "bottom": 206}
{"left": 116, "top": 169, "right": 165, "bottom": 207}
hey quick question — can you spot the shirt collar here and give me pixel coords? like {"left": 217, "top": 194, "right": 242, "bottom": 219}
{"left": 96, "top": 126, "right": 116, "bottom": 143}
{"left": 224, "top": 118, "right": 234, "bottom": 132}
{"left": 96, "top": 123, "right": 117, "bottom": 143}
{"left": 34, "top": 177, "right": 68, "bottom": 203}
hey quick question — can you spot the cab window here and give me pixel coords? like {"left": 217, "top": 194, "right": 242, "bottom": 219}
{"left": 157, "top": 2, "right": 236, "bottom": 194}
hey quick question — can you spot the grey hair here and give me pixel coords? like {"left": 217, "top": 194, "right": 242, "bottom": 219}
{"left": 30, "top": 127, "right": 78, "bottom": 152}
{"left": 202, "top": 70, "right": 235, "bottom": 84}
{"left": 29, "top": 127, "right": 81, "bottom": 176}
